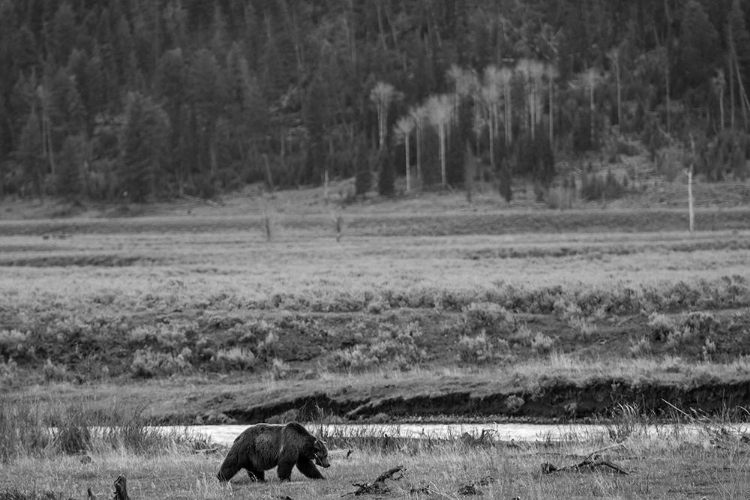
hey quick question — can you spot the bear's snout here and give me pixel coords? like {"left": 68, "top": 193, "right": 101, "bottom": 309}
{"left": 315, "top": 455, "right": 331, "bottom": 468}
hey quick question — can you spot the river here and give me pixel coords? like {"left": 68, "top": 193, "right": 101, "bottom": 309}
{"left": 183, "top": 422, "right": 750, "bottom": 446}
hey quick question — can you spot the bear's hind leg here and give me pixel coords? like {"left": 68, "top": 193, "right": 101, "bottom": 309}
{"left": 296, "top": 457, "right": 325, "bottom": 479}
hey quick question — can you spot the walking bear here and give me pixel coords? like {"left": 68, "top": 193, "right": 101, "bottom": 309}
{"left": 217, "top": 422, "right": 330, "bottom": 482}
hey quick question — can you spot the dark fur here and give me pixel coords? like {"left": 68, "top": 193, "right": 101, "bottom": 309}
{"left": 217, "top": 422, "right": 330, "bottom": 482}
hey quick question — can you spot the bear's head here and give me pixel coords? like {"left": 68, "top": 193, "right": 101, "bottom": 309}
{"left": 312, "top": 439, "right": 330, "bottom": 468}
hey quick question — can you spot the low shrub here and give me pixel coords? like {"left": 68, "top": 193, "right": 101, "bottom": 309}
{"left": 42, "top": 359, "right": 69, "bottom": 383}
{"left": 0, "top": 358, "right": 19, "bottom": 386}
{"left": 328, "top": 321, "right": 426, "bottom": 372}
{"left": 457, "top": 331, "right": 509, "bottom": 363}
{"left": 629, "top": 336, "right": 652, "bottom": 357}
{"left": 270, "top": 358, "right": 291, "bottom": 380}
{"left": 530, "top": 333, "right": 555, "bottom": 353}
{"left": 211, "top": 347, "right": 256, "bottom": 371}
{"left": 648, "top": 313, "right": 675, "bottom": 342}
{"left": 0, "top": 330, "right": 29, "bottom": 359}
{"left": 461, "top": 302, "right": 513, "bottom": 335}
{"left": 130, "top": 348, "right": 191, "bottom": 378}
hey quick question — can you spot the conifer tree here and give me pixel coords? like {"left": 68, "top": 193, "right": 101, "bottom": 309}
{"left": 119, "top": 92, "right": 169, "bottom": 202}
{"left": 678, "top": 0, "right": 720, "bottom": 88}
{"left": 57, "top": 133, "right": 85, "bottom": 200}
{"left": 17, "top": 111, "right": 45, "bottom": 199}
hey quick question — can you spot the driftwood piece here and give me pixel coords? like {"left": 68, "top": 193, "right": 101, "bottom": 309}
{"left": 542, "top": 443, "right": 629, "bottom": 475}
{"left": 344, "top": 466, "right": 405, "bottom": 496}
{"left": 542, "top": 450, "right": 630, "bottom": 476}
{"left": 113, "top": 475, "right": 130, "bottom": 500}
{"left": 456, "top": 475, "right": 497, "bottom": 496}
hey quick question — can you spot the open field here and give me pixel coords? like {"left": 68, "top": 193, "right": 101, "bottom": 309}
{"left": 1, "top": 400, "right": 749, "bottom": 500}
{"left": 1, "top": 204, "right": 750, "bottom": 423}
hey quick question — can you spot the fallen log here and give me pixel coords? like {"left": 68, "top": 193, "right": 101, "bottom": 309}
{"left": 343, "top": 466, "right": 405, "bottom": 496}
{"left": 542, "top": 453, "right": 629, "bottom": 475}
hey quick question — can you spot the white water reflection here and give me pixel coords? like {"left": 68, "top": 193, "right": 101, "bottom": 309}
{"left": 184, "top": 422, "right": 750, "bottom": 446}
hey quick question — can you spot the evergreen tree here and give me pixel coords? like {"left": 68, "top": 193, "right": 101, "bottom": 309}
{"left": 119, "top": 92, "right": 169, "bottom": 202}
{"left": 51, "top": 2, "right": 77, "bottom": 65}
{"left": 303, "top": 75, "right": 328, "bottom": 185}
{"left": 17, "top": 110, "right": 45, "bottom": 199}
{"left": 729, "top": 0, "right": 750, "bottom": 96}
{"left": 57, "top": 133, "right": 85, "bottom": 200}
{"left": 188, "top": 48, "right": 225, "bottom": 176}
{"left": 678, "top": 1, "right": 720, "bottom": 88}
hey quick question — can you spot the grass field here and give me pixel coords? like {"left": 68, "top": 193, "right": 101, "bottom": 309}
{"left": 1, "top": 400, "right": 748, "bottom": 500}
{"left": 1, "top": 202, "right": 750, "bottom": 422}
{"left": 2, "top": 190, "right": 750, "bottom": 498}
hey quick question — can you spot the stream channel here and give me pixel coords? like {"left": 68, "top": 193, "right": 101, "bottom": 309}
{"left": 183, "top": 422, "right": 750, "bottom": 446}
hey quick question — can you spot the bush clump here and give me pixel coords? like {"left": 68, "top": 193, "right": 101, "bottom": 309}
{"left": 457, "top": 331, "right": 509, "bottom": 363}
{"left": 329, "top": 321, "right": 426, "bottom": 372}
{"left": 130, "top": 348, "right": 191, "bottom": 378}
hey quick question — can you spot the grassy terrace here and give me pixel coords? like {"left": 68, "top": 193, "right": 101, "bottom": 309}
{"left": 1, "top": 203, "right": 750, "bottom": 422}
{"left": 1, "top": 199, "right": 750, "bottom": 499}
{"left": 0, "top": 399, "right": 748, "bottom": 500}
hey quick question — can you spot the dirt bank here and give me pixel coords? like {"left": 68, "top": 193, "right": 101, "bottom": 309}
{"left": 147, "top": 375, "right": 750, "bottom": 426}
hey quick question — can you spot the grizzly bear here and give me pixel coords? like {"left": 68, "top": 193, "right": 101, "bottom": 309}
{"left": 217, "top": 422, "right": 330, "bottom": 482}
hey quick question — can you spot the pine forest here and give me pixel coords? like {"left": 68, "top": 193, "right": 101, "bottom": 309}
{"left": 1, "top": 0, "right": 749, "bottom": 203}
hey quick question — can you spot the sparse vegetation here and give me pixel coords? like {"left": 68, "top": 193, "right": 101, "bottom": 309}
{"left": 1, "top": 214, "right": 750, "bottom": 427}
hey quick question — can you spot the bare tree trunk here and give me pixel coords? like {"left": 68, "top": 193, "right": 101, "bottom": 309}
{"left": 616, "top": 64, "right": 622, "bottom": 128}
{"left": 689, "top": 135, "right": 695, "bottom": 232}
{"left": 688, "top": 166, "right": 694, "bottom": 232}
{"left": 416, "top": 123, "right": 422, "bottom": 183}
{"left": 730, "top": 54, "right": 736, "bottom": 130}
{"left": 666, "top": 60, "right": 671, "bottom": 134}
{"left": 262, "top": 153, "right": 275, "bottom": 192}
{"left": 405, "top": 134, "right": 411, "bottom": 192}
{"left": 439, "top": 126, "right": 446, "bottom": 187}
{"left": 489, "top": 109, "right": 496, "bottom": 171}
{"left": 730, "top": 29, "right": 750, "bottom": 129}
{"left": 590, "top": 84, "right": 595, "bottom": 144}
{"left": 549, "top": 77, "right": 554, "bottom": 146}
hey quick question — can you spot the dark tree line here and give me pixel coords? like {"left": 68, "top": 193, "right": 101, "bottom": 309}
{"left": 1, "top": 0, "right": 749, "bottom": 203}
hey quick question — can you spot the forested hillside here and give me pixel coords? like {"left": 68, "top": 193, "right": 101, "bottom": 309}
{"left": 0, "top": 0, "right": 749, "bottom": 203}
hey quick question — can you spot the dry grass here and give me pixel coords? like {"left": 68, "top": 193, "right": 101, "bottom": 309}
{"left": 0, "top": 425, "right": 748, "bottom": 499}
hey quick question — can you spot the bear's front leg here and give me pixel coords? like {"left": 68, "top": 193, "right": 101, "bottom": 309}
{"left": 277, "top": 458, "right": 296, "bottom": 482}
{"left": 296, "top": 457, "right": 325, "bottom": 479}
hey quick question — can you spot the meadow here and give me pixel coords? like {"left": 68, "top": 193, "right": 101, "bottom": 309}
{"left": 1, "top": 199, "right": 750, "bottom": 498}
{"left": 1, "top": 203, "right": 750, "bottom": 423}
{"left": 0, "top": 399, "right": 748, "bottom": 500}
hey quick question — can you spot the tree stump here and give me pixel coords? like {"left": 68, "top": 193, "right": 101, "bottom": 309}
{"left": 113, "top": 475, "right": 129, "bottom": 500}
